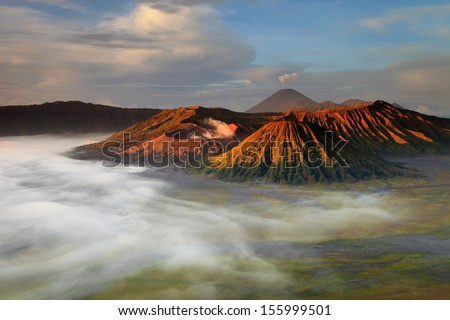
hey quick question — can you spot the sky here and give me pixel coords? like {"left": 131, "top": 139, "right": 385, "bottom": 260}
{"left": 0, "top": 0, "right": 449, "bottom": 115}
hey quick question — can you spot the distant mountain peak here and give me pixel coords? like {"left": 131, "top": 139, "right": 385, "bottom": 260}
{"left": 248, "top": 90, "right": 377, "bottom": 113}
{"left": 247, "top": 88, "right": 317, "bottom": 113}
{"left": 276, "top": 88, "right": 305, "bottom": 94}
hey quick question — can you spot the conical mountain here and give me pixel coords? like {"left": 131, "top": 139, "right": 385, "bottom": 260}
{"left": 247, "top": 89, "right": 318, "bottom": 113}
{"left": 201, "top": 120, "right": 407, "bottom": 184}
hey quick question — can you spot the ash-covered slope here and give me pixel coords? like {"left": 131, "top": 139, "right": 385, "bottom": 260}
{"left": 0, "top": 101, "right": 161, "bottom": 136}
{"left": 201, "top": 120, "right": 406, "bottom": 184}
{"left": 293, "top": 100, "right": 450, "bottom": 155}
{"left": 68, "top": 106, "right": 281, "bottom": 163}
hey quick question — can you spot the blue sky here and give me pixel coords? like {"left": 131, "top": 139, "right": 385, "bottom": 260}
{"left": 1, "top": 0, "right": 449, "bottom": 115}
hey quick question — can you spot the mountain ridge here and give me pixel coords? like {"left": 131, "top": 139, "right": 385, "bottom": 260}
{"left": 293, "top": 100, "right": 450, "bottom": 155}
{"left": 68, "top": 100, "right": 450, "bottom": 184}
{"left": 200, "top": 120, "right": 408, "bottom": 183}
{"left": 0, "top": 101, "right": 162, "bottom": 136}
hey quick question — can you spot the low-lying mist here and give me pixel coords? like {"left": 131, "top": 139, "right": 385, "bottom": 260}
{"left": 0, "top": 135, "right": 409, "bottom": 299}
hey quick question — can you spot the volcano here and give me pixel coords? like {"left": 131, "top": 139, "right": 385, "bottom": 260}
{"left": 69, "top": 99, "right": 450, "bottom": 184}
{"left": 247, "top": 88, "right": 372, "bottom": 113}
{"left": 200, "top": 120, "right": 406, "bottom": 184}
{"left": 247, "top": 89, "right": 318, "bottom": 113}
{"left": 293, "top": 100, "right": 450, "bottom": 155}
{"left": 68, "top": 106, "right": 281, "bottom": 164}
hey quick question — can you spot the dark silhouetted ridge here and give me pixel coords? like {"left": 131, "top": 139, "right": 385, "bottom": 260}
{"left": 0, "top": 101, "right": 161, "bottom": 136}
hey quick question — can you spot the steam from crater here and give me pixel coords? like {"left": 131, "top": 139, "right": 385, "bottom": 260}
{"left": 201, "top": 118, "right": 236, "bottom": 139}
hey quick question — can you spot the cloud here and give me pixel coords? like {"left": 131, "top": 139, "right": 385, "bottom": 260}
{"left": 1, "top": 2, "right": 449, "bottom": 115}
{"left": 100, "top": 4, "right": 254, "bottom": 69}
{"left": 138, "top": 0, "right": 257, "bottom": 11}
{"left": 296, "top": 55, "right": 450, "bottom": 117}
{"left": 232, "top": 64, "right": 307, "bottom": 85}
{"left": 0, "top": 3, "right": 254, "bottom": 106}
{"left": 0, "top": 135, "right": 401, "bottom": 299}
{"left": 26, "top": 0, "right": 88, "bottom": 12}
{"left": 141, "top": 0, "right": 221, "bottom": 5}
{"left": 416, "top": 105, "right": 431, "bottom": 114}
{"left": 360, "top": 4, "right": 450, "bottom": 32}
{"left": 140, "top": 0, "right": 223, "bottom": 10}
{"left": 0, "top": 135, "right": 286, "bottom": 298}
{"left": 278, "top": 72, "right": 299, "bottom": 83}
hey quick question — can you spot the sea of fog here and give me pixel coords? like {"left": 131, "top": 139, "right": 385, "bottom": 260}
{"left": 0, "top": 135, "right": 414, "bottom": 299}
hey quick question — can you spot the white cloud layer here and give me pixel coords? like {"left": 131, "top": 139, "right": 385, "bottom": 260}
{"left": 0, "top": 136, "right": 401, "bottom": 299}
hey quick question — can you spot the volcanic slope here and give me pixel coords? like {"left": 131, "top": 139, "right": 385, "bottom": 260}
{"left": 68, "top": 106, "right": 281, "bottom": 164}
{"left": 293, "top": 100, "right": 450, "bottom": 155}
{"left": 201, "top": 120, "right": 407, "bottom": 184}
